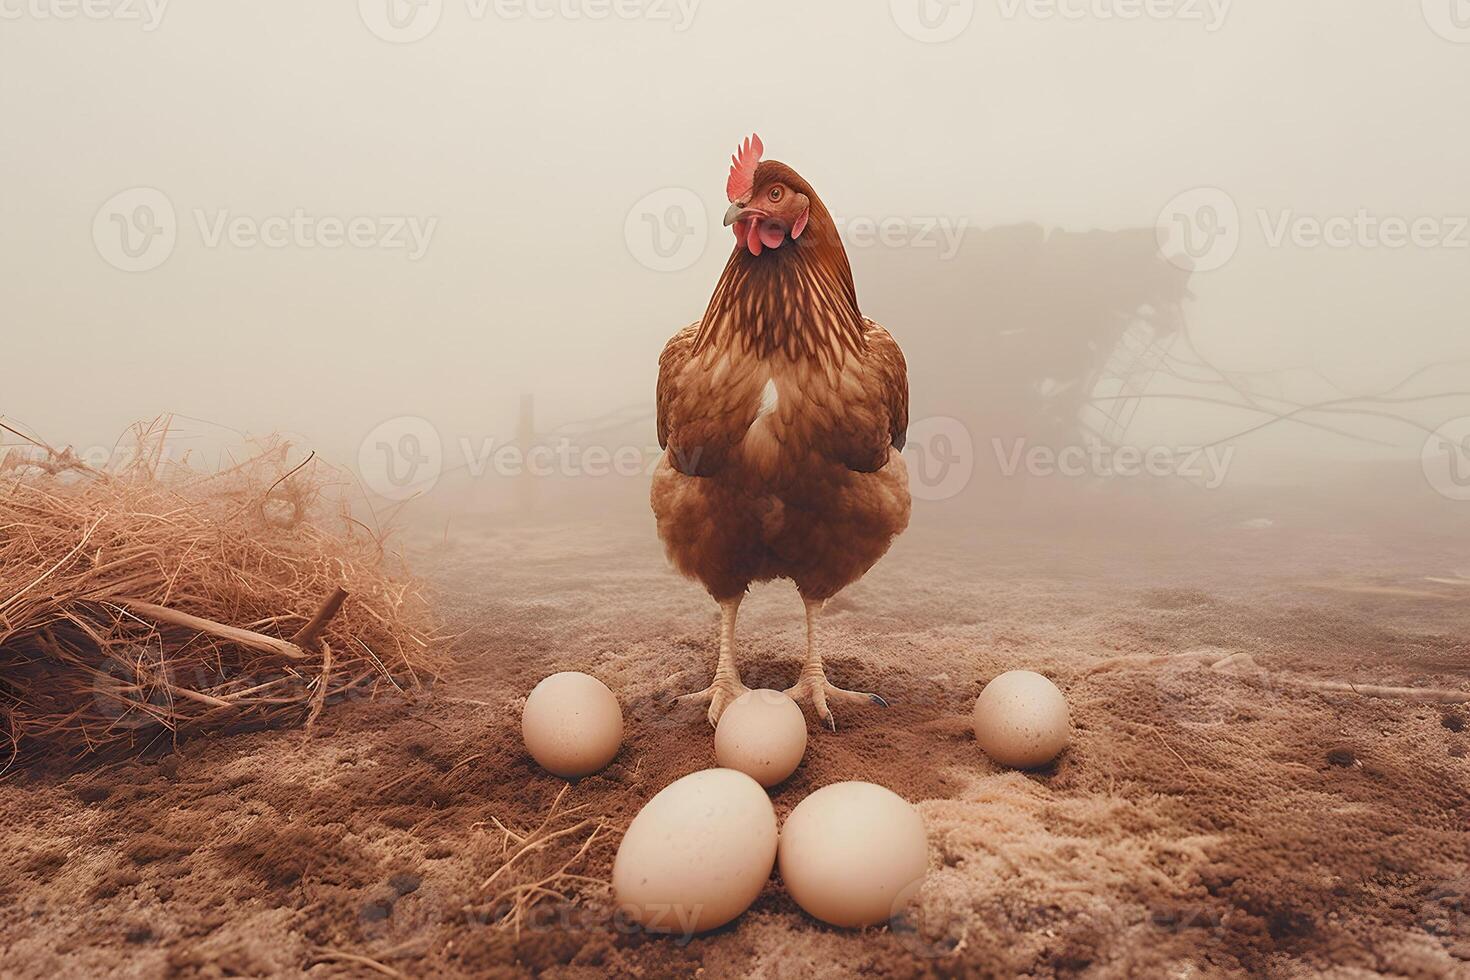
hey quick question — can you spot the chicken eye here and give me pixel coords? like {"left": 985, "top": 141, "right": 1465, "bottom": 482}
{"left": 768, "top": 186, "right": 783, "bottom": 203}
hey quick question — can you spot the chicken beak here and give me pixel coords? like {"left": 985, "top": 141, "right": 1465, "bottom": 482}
{"left": 724, "top": 203, "right": 769, "bottom": 227}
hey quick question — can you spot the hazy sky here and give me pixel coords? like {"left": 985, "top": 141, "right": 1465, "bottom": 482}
{"left": 3, "top": 2, "right": 1468, "bottom": 471}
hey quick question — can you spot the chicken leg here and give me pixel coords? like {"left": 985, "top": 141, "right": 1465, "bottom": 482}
{"left": 672, "top": 596, "right": 749, "bottom": 727}
{"left": 784, "top": 597, "right": 888, "bottom": 731}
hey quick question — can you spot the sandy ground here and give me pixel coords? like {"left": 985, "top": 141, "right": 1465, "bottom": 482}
{"left": 2, "top": 499, "right": 1468, "bottom": 978}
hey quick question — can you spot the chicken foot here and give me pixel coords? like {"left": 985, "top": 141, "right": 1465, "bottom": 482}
{"left": 671, "top": 596, "right": 749, "bottom": 726}
{"left": 784, "top": 598, "right": 888, "bottom": 731}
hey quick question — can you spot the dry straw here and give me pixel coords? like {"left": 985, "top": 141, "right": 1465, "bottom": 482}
{"left": 474, "top": 784, "right": 611, "bottom": 938}
{"left": 0, "top": 418, "right": 439, "bottom": 770}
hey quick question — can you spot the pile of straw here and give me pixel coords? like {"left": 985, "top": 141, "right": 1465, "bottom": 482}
{"left": 0, "top": 420, "right": 438, "bottom": 769}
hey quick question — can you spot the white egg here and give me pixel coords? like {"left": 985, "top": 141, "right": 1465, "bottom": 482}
{"left": 613, "top": 768, "right": 778, "bottom": 935}
{"left": 520, "top": 671, "right": 623, "bottom": 778}
{"left": 714, "top": 689, "right": 807, "bottom": 787}
{"left": 972, "top": 669, "right": 1070, "bottom": 769}
{"left": 777, "top": 781, "right": 929, "bottom": 928}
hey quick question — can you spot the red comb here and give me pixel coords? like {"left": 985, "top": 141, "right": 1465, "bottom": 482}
{"left": 726, "top": 133, "right": 763, "bottom": 203}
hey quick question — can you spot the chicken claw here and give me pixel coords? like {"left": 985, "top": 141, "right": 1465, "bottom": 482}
{"left": 784, "top": 597, "right": 887, "bottom": 731}
{"left": 784, "top": 673, "right": 887, "bottom": 732}
{"left": 672, "top": 677, "right": 751, "bottom": 728}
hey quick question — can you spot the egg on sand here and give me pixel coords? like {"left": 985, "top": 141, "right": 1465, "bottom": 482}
{"left": 520, "top": 671, "right": 623, "bottom": 778}
{"left": 714, "top": 688, "right": 808, "bottom": 787}
{"left": 972, "top": 669, "right": 1071, "bottom": 769}
{"left": 777, "top": 781, "right": 929, "bottom": 928}
{"left": 613, "top": 768, "right": 778, "bottom": 936}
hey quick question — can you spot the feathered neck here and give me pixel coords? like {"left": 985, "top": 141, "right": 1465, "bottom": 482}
{"left": 693, "top": 195, "right": 866, "bottom": 363}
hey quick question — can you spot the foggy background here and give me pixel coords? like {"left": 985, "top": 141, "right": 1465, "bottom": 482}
{"left": 3, "top": 2, "right": 1470, "bottom": 523}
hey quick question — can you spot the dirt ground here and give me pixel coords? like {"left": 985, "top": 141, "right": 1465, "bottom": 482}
{"left": 2, "top": 496, "right": 1468, "bottom": 978}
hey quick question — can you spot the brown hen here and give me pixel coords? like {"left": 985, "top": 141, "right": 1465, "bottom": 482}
{"left": 651, "top": 135, "right": 911, "bottom": 730}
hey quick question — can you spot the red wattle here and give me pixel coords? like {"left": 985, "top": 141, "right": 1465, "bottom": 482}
{"left": 759, "top": 221, "right": 785, "bottom": 250}
{"left": 791, "top": 209, "right": 809, "bottom": 240}
{"left": 747, "top": 220, "right": 763, "bottom": 256}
